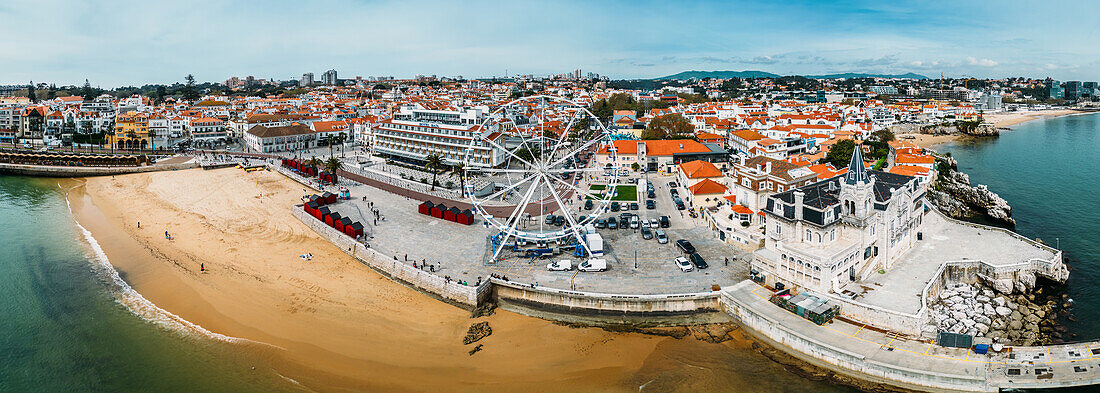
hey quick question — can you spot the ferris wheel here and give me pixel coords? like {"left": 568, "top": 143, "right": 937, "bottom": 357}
{"left": 463, "top": 95, "right": 619, "bottom": 262}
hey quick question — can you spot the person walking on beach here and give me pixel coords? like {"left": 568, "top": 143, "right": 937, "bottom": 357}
{"left": 200, "top": 263, "right": 205, "bottom": 273}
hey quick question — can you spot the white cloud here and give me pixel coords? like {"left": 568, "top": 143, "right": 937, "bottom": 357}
{"left": 966, "top": 57, "right": 998, "bottom": 67}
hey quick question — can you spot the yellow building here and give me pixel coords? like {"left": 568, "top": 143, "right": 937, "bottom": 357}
{"left": 111, "top": 111, "right": 151, "bottom": 150}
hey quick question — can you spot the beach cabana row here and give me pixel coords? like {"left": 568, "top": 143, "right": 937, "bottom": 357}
{"left": 302, "top": 203, "right": 366, "bottom": 238}
{"left": 319, "top": 171, "right": 338, "bottom": 184}
{"left": 416, "top": 201, "right": 474, "bottom": 226}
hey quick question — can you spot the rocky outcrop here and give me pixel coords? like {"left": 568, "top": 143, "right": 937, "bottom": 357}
{"left": 957, "top": 123, "right": 999, "bottom": 137}
{"left": 930, "top": 158, "right": 1015, "bottom": 226}
{"left": 927, "top": 283, "right": 1068, "bottom": 346}
{"left": 463, "top": 321, "right": 492, "bottom": 345}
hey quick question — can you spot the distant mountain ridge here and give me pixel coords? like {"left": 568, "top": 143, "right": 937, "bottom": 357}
{"left": 655, "top": 70, "right": 928, "bottom": 80}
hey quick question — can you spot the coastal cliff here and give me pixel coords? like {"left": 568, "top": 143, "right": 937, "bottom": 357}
{"left": 929, "top": 156, "right": 1016, "bottom": 226}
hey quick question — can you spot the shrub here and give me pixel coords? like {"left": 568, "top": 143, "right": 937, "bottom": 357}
{"left": 445, "top": 181, "right": 455, "bottom": 188}
{"left": 741, "top": 221, "right": 750, "bottom": 227}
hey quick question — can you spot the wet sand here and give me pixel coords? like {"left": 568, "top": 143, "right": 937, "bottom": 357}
{"left": 69, "top": 167, "right": 845, "bottom": 393}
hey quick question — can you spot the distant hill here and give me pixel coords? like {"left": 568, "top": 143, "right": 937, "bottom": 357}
{"left": 802, "top": 72, "right": 929, "bottom": 80}
{"left": 655, "top": 70, "right": 928, "bottom": 80}
{"left": 655, "top": 70, "right": 781, "bottom": 80}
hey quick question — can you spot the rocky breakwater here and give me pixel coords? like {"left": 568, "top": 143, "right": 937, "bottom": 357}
{"left": 928, "top": 155, "right": 1016, "bottom": 226}
{"left": 928, "top": 283, "right": 1072, "bottom": 346}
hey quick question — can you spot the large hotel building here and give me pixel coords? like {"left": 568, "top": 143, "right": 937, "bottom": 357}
{"left": 373, "top": 106, "right": 506, "bottom": 167}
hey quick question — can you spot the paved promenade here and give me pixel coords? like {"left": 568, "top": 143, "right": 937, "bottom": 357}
{"left": 723, "top": 280, "right": 1100, "bottom": 392}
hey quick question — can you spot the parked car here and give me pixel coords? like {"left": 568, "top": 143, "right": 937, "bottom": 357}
{"left": 630, "top": 216, "right": 640, "bottom": 229}
{"left": 608, "top": 219, "right": 618, "bottom": 229}
{"left": 544, "top": 215, "right": 556, "bottom": 225}
{"left": 649, "top": 218, "right": 659, "bottom": 228}
{"left": 547, "top": 259, "right": 573, "bottom": 271}
{"left": 629, "top": 202, "right": 639, "bottom": 210}
{"left": 578, "top": 258, "right": 607, "bottom": 272}
{"left": 641, "top": 226, "right": 653, "bottom": 240}
{"left": 674, "top": 256, "right": 694, "bottom": 272}
{"left": 640, "top": 220, "right": 650, "bottom": 228}
{"left": 553, "top": 215, "right": 565, "bottom": 226}
{"left": 619, "top": 216, "right": 630, "bottom": 228}
{"left": 676, "top": 200, "right": 686, "bottom": 210}
{"left": 655, "top": 230, "right": 669, "bottom": 244}
{"left": 688, "top": 253, "right": 709, "bottom": 269}
{"left": 647, "top": 190, "right": 656, "bottom": 199}
{"left": 659, "top": 216, "right": 670, "bottom": 228}
{"left": 596, "top": 219, "right": 607, "bottom": 229}
{"left": 584, "top": 199, "right": 593, "bottom": 210}
{"left": 610, "top": 201, "right": 620, "bottom": 212}
{"left": 676, "top": 239, "right": 696, "bottom": 254}
{"left": 668, "top": 181, "right": 677, "bottom": 188}
{"left": 646, "top": 199, "right": 656, "bottom": 209}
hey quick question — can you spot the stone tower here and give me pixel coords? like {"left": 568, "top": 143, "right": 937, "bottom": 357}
{"left": 839, "top": 146, "right": 874, "bottom": 221}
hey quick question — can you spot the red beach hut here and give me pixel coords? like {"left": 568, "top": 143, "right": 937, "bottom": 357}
{"left": 444, "top": 207, "right": 459, "bottom": 222}
{"left": 325, "top": 212, "right": 342, "bottom": 227}
{"left": 346, "top": 222, "right": 364, "bottom": 237}
{"left": 431, "top": 203, "right": 447, "bottom": 219}
{"left": 322, "top": 192, "right": 337, "bottom": 204}
{"left": 457, "top": 209, "right": 474, "bottom": 225}
{"left": 335, "top": 217, "right": 352, "bottom": 233}
{"left": 316, "top": 206, "right": 330, "bottom": 220}
{"left": 418, "top": 201, "right": 434, "bottom": 215}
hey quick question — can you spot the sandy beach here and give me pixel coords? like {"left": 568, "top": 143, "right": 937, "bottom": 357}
{"left": 900, "top": 109, "right": 1091, "bottom": 150}
{"left": 67, "top": 167, "right": 834, "bottom": 393}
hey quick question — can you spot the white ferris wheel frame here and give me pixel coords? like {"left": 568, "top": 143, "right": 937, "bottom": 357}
{"left": 462, "top": 95, "right": 620, "bottom": 260}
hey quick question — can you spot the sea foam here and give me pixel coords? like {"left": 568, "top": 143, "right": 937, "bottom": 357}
{"left": 64, "top": 193, "right": 278, "bottom": 348}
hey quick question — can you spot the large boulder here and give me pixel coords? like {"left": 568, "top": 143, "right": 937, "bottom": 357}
{"left": 995, "top": 306, "right": 1012, "bottom": 317}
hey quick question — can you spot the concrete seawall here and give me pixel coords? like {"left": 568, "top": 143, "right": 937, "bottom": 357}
{"left": 0, "top": 161, "right": 198, "bottom": 177}
{"left": 290, "top": 206, "right": 490, "bottom": 310}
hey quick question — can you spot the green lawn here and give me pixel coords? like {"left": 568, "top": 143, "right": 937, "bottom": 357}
{"left": 586, "top": 184, "right": 637, "bottom": 201}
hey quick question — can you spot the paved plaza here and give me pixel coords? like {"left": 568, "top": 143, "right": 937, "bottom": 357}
{"left": 317, "top": 167, "right": 749, "bottom": 295}
{"left": 855, "top": 212, "right": 1058, "bottom": 314}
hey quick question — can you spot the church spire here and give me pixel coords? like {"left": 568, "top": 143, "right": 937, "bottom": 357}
{"left": 844, "top": 144, "right": 869, "bottom": 185}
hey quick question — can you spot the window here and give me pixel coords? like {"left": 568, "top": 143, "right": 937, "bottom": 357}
{"left": 805, "top": 229, "right": 812, "bottom": 241}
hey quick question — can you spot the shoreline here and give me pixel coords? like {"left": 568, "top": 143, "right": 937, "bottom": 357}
{"left": 65, "top": 167, "right": 834, "bottom": 393}
{"left": 903, "top": 109, "right": 1093, "bottom": 150}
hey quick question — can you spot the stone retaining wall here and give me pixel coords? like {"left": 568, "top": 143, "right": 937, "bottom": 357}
{"left": 290, "top": 205, "right": 487, "bottom": 309}
{"left": 0, "top": 161, "right": 197, "bottom": 177}
{"left": 492, "top": 280, "right": 720, "bottom": 318}
{"left": 721, "top": 282, "right": 992, "bottom": 393}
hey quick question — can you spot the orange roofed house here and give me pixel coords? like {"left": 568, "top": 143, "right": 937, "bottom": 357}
{"left": 595, "top": 139, "right": 727, "bottom": 174}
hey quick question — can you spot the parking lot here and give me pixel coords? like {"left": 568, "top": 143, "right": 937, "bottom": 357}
{"left": 320, "top": 169, "right": 750, "bottom": 296}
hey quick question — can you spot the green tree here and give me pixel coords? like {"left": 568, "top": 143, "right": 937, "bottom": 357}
{"left": 631, "top": 162, "right": 641, "bottom": 172}
{"left": 26, "top": 82, "right": 37, "bottom": 102}
{"left": 126, "top": 130, "right": 138, "bottom": 152}
{"left": 823, "top": 139, "right": 856, "bottom": 169}
{"left": 425, "top": 154, "right": 444, "bottom": 191}
{"left": 307, "top": 156, "right": 322, "bottom": 175}
{"left": 448, "top": 162, "right": 467, "bottom": 194}
{"left": 642, "top": 114, "right": 694, "bottom": 140}
{"left": 324, "top": 157, "right": 342, "bottom": 176}
{"left": 181, "top": 74, "right": 199, "bottom": 101}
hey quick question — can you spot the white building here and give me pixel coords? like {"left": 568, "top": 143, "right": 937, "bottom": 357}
{"left": 243, "top": 124, "right": 318, "bottom": 153}
{"left": 751, "top": 148, "right": 926, "bottom": 294}
{"left": 372, "top": 107, "right": 504, "bottom": 167}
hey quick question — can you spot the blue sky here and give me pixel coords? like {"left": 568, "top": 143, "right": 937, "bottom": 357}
{"left": 2, "top": 0, "right": 1097, "bottom": 86}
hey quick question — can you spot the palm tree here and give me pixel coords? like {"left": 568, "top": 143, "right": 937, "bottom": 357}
{"left": 308, "top": 156, "right": 322, "bottom": 175}
{"left": 448, "top": 162, "right": 467, "bottom": 195}
{"left": 324, "top": 157, "right": 342, "bottom": 176}
{"left": 425, "top": 154, "right": 444, "bottom": 191}
{"left": 323, "top": 135, "right": 335, "bottom": 158}
{"left": 337, "top": 132, "right": 348, "bottom": 157}
{"left": 126, "top": 130, "right": 139, "bottom": 153}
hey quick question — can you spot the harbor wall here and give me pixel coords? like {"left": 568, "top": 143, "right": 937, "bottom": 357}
{"left": 720, "top": 282, "right": 992, "bottom": 393}
{"left": 0, "top": 161, "right": 197, "bottom": 177}
{"left": 290, "top": 206, "right": 488, "bottom": 309}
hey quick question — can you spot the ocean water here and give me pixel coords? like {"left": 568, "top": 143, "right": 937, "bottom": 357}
{"left": 0, "top": 177, "right": 291, "bottom": 392}
{"left": 939, "top": 112, "right": 1100, "bottom": 341}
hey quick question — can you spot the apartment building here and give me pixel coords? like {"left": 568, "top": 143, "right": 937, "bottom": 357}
{"left": 372, "top": 107, "right": 505, "bottom": 167}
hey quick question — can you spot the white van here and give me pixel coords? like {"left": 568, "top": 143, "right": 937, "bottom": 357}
{"left": 578, "top": 258, "right": 607, "bottom": 272}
